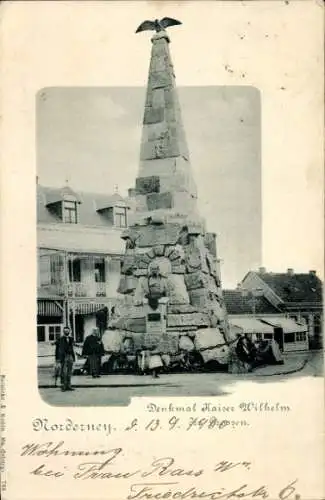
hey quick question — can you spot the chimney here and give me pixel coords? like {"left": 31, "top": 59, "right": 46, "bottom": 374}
{"left": 309, "top": 270, "right": 317, "bottom": 276}
{"left": 259, "top": 267, "right": 266, "bottom": 274}
{"left": 287, "top": 268, "right": 294, "bottom": 276}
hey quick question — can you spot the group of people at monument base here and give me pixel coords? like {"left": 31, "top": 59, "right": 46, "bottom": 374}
{"left": 53, "top": 323, "right": 284, "bottom": 391}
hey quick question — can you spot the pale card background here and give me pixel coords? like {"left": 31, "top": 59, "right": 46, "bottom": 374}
{"left": 0, "top": 1, "right": 324, "bottom": 500}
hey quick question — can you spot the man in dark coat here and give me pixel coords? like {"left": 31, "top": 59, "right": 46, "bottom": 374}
{"left": 53, "top": 333, "right": 62, "bottom": 387}
{"left": 58, "top": 326, "right": 76, "bottom": 391}
{"left": 82, "top": 328, "right": 105, "bottom": 378}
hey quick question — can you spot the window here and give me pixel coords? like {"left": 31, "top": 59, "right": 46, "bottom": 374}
{"left": 48, "top": 325, "right": 61, "bottom": 342}
{"left": 69, "top": 258, "right": 81, "bottom": 282}
{"left": 114, "top": 207, "right": 127, "bottom": 228}
{"left": 94, "top": 259, "right": 106, "bottom": 282}
{"left": 39, "top": 255, "right": 51, "bottom": 286}
{"left": 285, "top": 332, "right": 295, "bottom": 343}
{"left": 50, "top": 254, "right": 63, "bottom": 284}
{"left": 37, "top": 326, "right": 46, "bottom": 342}
{"left": 296, "top": 332, "right": 307, "bottom": 342}
{"left": 63, "top": 200, "right": 78, "bottom": 224}
{"left": 264, "top": 333, "right": 273, "bottom": 340}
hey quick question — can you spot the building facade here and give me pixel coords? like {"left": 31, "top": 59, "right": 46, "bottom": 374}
{"left": 223, "top": 288, "right": 309, "bottom": 352}
{"left": 37, "top": 183, "right": 129, "bottom": 347}
{"left": 240, "top": 268, "right": 323, "bottom": 349}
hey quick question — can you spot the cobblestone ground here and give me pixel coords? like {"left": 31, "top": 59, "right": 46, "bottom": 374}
{"left": 38, "top": 351, "right": 322, "bottom": 407}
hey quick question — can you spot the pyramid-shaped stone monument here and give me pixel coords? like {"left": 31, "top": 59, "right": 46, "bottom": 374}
{"left": 116, "top": 26, "right": 230, "bottom": 356}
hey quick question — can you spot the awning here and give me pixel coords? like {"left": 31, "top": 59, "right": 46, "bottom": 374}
{"left": 71, "top": 302, "right": 108, "bottom": 315}
{"left": 260, "top": 317, "right": 307, "bottom": 334}
{"left": 229, "top": 317, "right": 274, "bottom": 334}
{"left": 38, "top": 300, "right": 63, "bottom": 316}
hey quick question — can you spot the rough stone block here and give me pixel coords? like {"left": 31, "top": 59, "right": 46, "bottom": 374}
{"left": 128, "top": 213, "right": 148, "bottom": 226}
{"left": 168, "top": 304, "right": 198, "bottom": 314}
{"left": 171, "top": 244, "right": 185, "bottom": 260}
{"left": 149, "top": 256, "right": 172, "bottom": 276}
{"left": 167, "top": 312, "right": 210, "bottom": 328}
{"left": 150, "top": 71, "right": 172, "bottom": 90}
{"left": 138, "top": 158, "right": 177, "bottom": 179}
{"left": 117, "top": 275, "right": 137, "bottom": 294}
{"left": 185, "top": 237, "right": 211, "bottom": 274}
{"left": 187, "top": 222, "right": 202, "bottom": 235}
{"left": 134, "top": 194, "right": 148, "bottom": 212}
{"left": 151, "top": 88, "right": 165, "bottom": 108}
{"left": 147, "top": 214, "right": 165, "bottom": 225}
{"left": 166, "top": 274, "right": 190, "bottom": 305}
{"left": 164, "top": 245, "right": 176, "bottom": 258}
{"left": 167, "top": 326, "right": 197, "bottom": 333}
{"left": 147, "top": 248, "right": 156, "bottom": 259}
{"left": 153, "top": 245, "right": 165, "bottom": 257}
{"left": 131, "top": 332, "right": 145, "bottom": 350}
{"left": 143, "top": 106, "right": 164, "bottom": 125}
{"left": 140, "top": 141, "right": 159, "bottom": 161}
{"left": 121, "top": 306, "right": 146, "bottom": 319}
{"left": 184, "top": 245, "right": 202, "bottom": 273}
{"left": 172, "top": 192, "right": 197, "bottom": 214}
{"left": 136, "top": 176, "right": 160, "bottom": 195}
{"left": 158, "top": 334, "right": 179, "bottom": 354}
{"left": 164, "top": 88, "right": 176, "bottom": 109}
{"left": 207, "top": 275, "right": 219, "bottom": 295}
{"left": 134, "top": 268, "right": 148, "bottom": 277}
{"left": 184, "top": 271, "right": 209, "bottom": 290}
{"left": 165, "top": 108, "right": 177, "bottom": 125}
{"left": 147, "top": 192, "right": 173, "bottom": 211}
{"left": 137, "top": 252, "right": 151, "bottom": 264}
{"left": 136, "top": 223, "right": 181, "bottom": 247}
{"left": 171, "top": 264, "right": 185, "bottom": 274}
{"left": 204, "top": 232, "right": 217, "bottom": 257}
{"left": 188, "top": 288, "right": 211, "bottom": 309}
{"left": 135, "top": 256, "right": 149, "bottom": 270}
{"left": 209, "top": 300, "right": 225, "bottom": 321}
{"left": 143, "top": 122, "right": 168, "bottom": 143}
{"left": 124, "top": 317, "right": 146, "bottom": 333}
{"left": 205, "top": 253, "right": 217, "bottom": 277}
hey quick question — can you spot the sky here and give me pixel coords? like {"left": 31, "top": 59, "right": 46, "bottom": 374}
{"left": 36, "top": 85, "right": 261, "bottom": 288}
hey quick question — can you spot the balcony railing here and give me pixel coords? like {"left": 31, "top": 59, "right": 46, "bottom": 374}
{"left": 39, "top": 281, "right": 107, "bottom": 298}
{"left": 95, "top": 282, "right": 107, "bottom": 297}
{"left": 68, "top": 283, "right": 87, "bottom": 297}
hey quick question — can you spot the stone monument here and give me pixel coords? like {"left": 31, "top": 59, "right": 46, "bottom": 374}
{"left": 116, "top": 22, "right": 230, "bottom": 357}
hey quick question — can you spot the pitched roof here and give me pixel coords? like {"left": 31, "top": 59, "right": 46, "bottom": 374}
{"left": 223, "top": 289, "right": 281, "bottom": 315}
{"left": 256, "top": 272, "right": 323, "bottom": 304}
{"left": 37, "top": 185, "right": 128, "bottom": 227}
{"left": 44, "top": 185, "right": 82, "bottom": 205}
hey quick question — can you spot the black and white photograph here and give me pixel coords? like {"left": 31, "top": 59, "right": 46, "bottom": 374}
{"left": 1, "top": 2, "right": 324, "bottom": 499}
{"left": 35, "top": 10, "right": 323, "bottom": 407}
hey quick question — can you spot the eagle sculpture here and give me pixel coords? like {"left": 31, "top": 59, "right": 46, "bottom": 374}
{"left": 135, "top": 17, "right": 182, "bottom": 34}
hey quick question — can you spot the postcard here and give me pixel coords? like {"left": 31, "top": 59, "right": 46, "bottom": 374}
{"left": 0, "top": 1, "right": 324, "bottom": 499}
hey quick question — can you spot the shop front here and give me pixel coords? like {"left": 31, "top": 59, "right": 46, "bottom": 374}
{"left": 229, "top": 315, "right": 309, "bottom": 352}
{"left": 260, "top": 317, "right": 308, "bottom": 352}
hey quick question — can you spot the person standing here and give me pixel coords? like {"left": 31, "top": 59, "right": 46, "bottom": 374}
{"left": 58, "top": 326, "right": 76, "bottom": 391}
{"left": 82, "top": 328, "right": 105, "bottom": 378}
{"left": 53, "top": 333, "right": 62, "bottom": 387}
{"left": 235, "top": 334, "right": 254, "bottom": 373}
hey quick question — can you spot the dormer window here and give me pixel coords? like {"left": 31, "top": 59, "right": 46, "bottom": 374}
{"left": 45, "top": 186, "right": 81, "bottom": 224}
{"left": 96, "top": 193, "right": 128, "bottom": 228}
{"left": 63, "top": 198, "right": 78, "bottom": 224}
{"left": 114, "top": 206, "right": 127, "bottom": 228}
